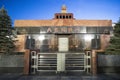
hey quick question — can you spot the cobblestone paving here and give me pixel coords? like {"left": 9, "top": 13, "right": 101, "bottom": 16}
{"left": 0, "top": 74, "right": 120, "bottom": 80}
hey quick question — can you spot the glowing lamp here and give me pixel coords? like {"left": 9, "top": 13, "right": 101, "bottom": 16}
{"left": 84, "top": 34, "right": 93, "bottom": 41}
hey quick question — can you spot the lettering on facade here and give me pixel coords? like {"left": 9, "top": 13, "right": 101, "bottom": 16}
{"left": 47, "top": 28, "right": 52, "bottom": 33}
{"left": 54, "top": 28, "right": 59, "bottom": 33}
{"left": 68, "top": 27, "right": 73, "bottom": 33}
{"left": 17, "top": 26, "right": 112, "bottom": 34}
{"left": 45, "top": 27, "right": 80, "bottom": 33}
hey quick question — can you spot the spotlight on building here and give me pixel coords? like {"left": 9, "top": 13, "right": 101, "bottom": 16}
{"left": 84, "top": 34, "right": 93, "bottom": 41}
{"left": 39, "top": 35, "right": 45, "bottom": 41}
{"left": 28, "top": 35, "right": 31, "bottom": 39}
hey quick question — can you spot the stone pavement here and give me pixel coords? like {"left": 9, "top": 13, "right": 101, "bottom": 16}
{"left": 0, "top": 73, "right": 120, "bottom": 80}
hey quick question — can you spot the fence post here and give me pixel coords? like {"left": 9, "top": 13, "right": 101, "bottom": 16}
{"left": 85, "top": 50, "right": 92, "bottom": 74}
{"left": 30, "top": 50, "right": 37, "bottom": 74}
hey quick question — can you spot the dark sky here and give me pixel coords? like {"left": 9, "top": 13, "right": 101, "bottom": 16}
{"left": 0, "top": 0, "right": 120, "bottom": 26}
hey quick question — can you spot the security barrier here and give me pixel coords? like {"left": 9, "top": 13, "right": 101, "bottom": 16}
{"left": 30, "top": 52, "right": 91, "bottom": 74}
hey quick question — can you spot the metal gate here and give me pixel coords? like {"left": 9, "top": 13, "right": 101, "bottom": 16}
{"left": 66, "top": 53, "right": 85, "bottom": 72}
{"left": 30, "top": 51, "right": 91, "bottom": 74}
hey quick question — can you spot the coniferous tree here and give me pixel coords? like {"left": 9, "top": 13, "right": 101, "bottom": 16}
{"left": 105, "top": 18, "right": 120, "bottom": 54}
{"left": 0, "top": 6, "right": 15, "bottom": 54}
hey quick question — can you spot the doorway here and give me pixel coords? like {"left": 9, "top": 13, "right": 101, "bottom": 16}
{"left": 57, "top": 37, "right": 69, "bottom": 72}
{"left": 29, "top": 35, "right": 91, "bottom": 74}
{"left": 58, "top": 37, "right": 69, "bottom": 52}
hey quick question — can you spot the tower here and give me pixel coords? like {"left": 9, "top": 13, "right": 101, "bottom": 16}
{"left": 61, "top": 5, "right": 67, "bottom": 13}
{"left": 54, "top": 5, "right": 73, "bottom": 19}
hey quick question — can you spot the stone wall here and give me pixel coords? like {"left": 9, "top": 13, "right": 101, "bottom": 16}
{"left": 97, "top": 54, "right": 120, "bottom": 73}
{"left": 0, "top": 55, "right": 24, "bottom": 74}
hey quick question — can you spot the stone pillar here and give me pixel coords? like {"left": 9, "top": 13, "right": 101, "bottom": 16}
{"left": 23, "top": 50, "right": 30, "bottom": 75}
{"left": 92, "top": 50, "right": 97, "bottom": 75}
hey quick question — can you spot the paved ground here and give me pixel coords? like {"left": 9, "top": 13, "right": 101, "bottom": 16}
{"left": 0, "top": 73, "right": 120, "bottom": 80}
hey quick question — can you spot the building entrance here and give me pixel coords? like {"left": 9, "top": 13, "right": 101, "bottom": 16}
{"left": 30, "top": 51, "right": 91, "bottom": 74}
{"left": 57, "top": 37, "right": 68, "bottom": 72}
{"left": 30, "top": 35, "right": 92, "bottom": 74}
{"left": 58, "top": 37, "right": 69, "bottom": 52}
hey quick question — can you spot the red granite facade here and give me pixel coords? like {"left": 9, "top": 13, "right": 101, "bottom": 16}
{"left": 14, "top": 5, "right": 112, "bottom": 75}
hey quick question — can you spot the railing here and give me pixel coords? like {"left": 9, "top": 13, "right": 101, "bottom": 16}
{"left": 30, "top": 52, "right": 91, "bottom": 74}
{"left": 65, "top": 53, "right": 85, "bottom": 72}
{"left": 36, "top": 53, "right": 57, "bottom": 72}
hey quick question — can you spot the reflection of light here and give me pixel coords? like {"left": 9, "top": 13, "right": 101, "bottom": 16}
{"left": 39, "top": 35, "right": 45, "bottom": 41}
{"left": 40, "top": 31, "right": 46, "bottom": 33}
{"left": 28, "top": 36, "right": 31, "bottom": 39}
{"left": 6, "top": 35, "right": 14, "bottom": 38}
{"left": 40, "top": 56, "right": 44, "bottom": 58}
{"left": 84, "top": 34, "right": 93, "bottom": 41}
{"left": 6, "top": 36, "right": 9, "bottom": 38}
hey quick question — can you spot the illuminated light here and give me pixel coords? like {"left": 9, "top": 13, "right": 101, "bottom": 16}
{"left": 40, "top": 31, "right": 46, "bottom": 33}
{"left": 84, "top": 34, "right": 93, "bottom": 41}
{"left": 6, "top": 36, "right": 9, "bottom": 38}
{"left": 28, "top": 36, "right": 31, "bottom": 39}
{"left": 75, "top": 45, "right": 78, "bottom": 48}
{"left": 39, "top": 35, "right": 45, "bottom": 41}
